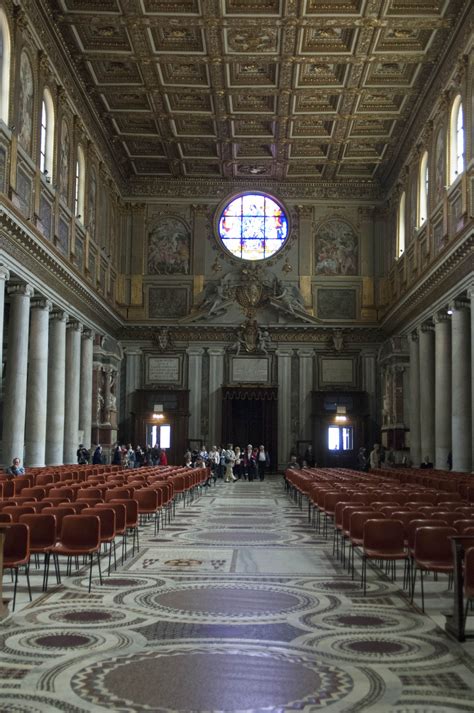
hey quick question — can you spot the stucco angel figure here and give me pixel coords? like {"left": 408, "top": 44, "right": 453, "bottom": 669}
{"left": 273, "top": 279, "right": 306, "bottom": 316}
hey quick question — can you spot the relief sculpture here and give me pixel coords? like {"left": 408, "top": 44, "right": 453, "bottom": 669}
{"left": 315, "top": 219, "right": 358, "bottom": 275}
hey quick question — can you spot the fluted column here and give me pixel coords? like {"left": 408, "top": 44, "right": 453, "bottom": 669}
{"left": 2, "top": 281, "right": 34, "bottom": 465}
{"left": 434, "top": 312, "right": 452, "bottom": 470}
{"left": 419, "top": 323, "right": 435, "bottom": 463}
{"left": 188, "top": 347, "right": 204, "bottom": 441}
{"left": 25, "top": 297, "right": 52, "bottom": 466}
{"left": 63, "top": 320, "right": 82, "bottom": 463}
{"left": 208, "top": 347, "right": 225, "bottom": 447}
{"left": 298, "top": 349, "right": 313, "bottom": 441}
{"left": 46, "top": 309, "right": 68, "bottom": 464}
{"left": 277, "top": 349, "right": 292, "bottom": 468}
{"left": 0, "top": 266, "right": 10, "bottom": 380}
{"left": 79, "top": 328, "right": 94, "bottom": 449}
{"left": 451, "top": 301, "right": 472, "bottom": 472}
{"left": 409, "top": 331, "right": 421, "bottom": 466}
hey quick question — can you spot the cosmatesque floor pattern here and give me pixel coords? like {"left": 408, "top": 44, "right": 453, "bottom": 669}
{"left": 1, "top": 476, "right": 474, "bottom": 712}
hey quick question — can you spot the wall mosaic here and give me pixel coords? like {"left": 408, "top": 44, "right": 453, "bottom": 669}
{"left": 15, "top": 169, "right": 31, "bottom": 217}
{"left": 59, "top": 118, "right": 70, "bottom": 202}
{"left": 17, "top": 50, "right": 34, "bottom": 155}
{"left": 147, "top": 217, "right": 190, "bottom": 275}
{"left": 38, "top": 194, "right": 52, "bottom": 240}
{"left": 88, "top": 166, "right": 97, "bottom": 240}
{"left": 148, "top": 287, "right": 189, "bottom": 318}
{"left": 57, "top": 217, "right": 69, "bottom": 255}
{"left": 434, "top": 125, "right": 445, "bottom": 205}
{"left": 315, "top": 219, "right": 358, "bottom": 276}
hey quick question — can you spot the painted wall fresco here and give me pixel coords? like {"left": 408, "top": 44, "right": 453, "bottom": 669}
{"left": 17, "top": 51, "right": 33, "bottom": 155}
{"left": 315, "top": 219, "right": 358, "bottom": 275}
{"left": 147, "top": 217, "right": 190, "bottom": 275}
{"left": 59, "top": 119, "right": 70, "bottom": 202}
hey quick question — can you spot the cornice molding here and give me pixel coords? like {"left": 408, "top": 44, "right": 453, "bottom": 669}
{"left": 381, "top": 229, "right": 473, "bottom": 334}
{"left": 0, "top": 208, "right": 123, "bottom": 336}
{"left": 125, "top": 177, "right": 382, "bottom": 202}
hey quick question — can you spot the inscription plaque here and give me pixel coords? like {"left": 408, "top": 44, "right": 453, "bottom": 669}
{"left": 232, "top": 358, "right": 269, "bottom": 383}
{"left": 147, "top": 356, "right": 181, "bottom": 384}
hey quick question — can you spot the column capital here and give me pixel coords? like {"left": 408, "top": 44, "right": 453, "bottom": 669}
{"left": 409, "top": 330, "right": 419, "bottom": 342}
{"left": 276, "top": 348, "right": 293, "bottom": 358}
{"left": 0, "top": 266, "right": 10, "bottom": 281}
{"left": 420, "top": 322, "right": 434, "bottom": 333}
{"left": 124, "top": 347, "right": 142, "bottom": 356}
{"left": 66, "top": 319, "right": 82, "bottom": 333}
{"left": 7, "top": 281, "right": 34, "bottom": 298}
{"left": 187, "top": 347, "right": 205, "bottom": 357}
{"left": 449, "top": 298, "right": 470, "bottom": 313}
{"left": 50, "top": 308, "right": 68, "bottom": 323}
{"left": 208, "top": 347, "right": 225, "bottom": 357}
{"left": 82, "top": 327, "right": 94, "bottom": 340}
{"left": 433, "top": 310, "right": 451, "bottom": 325}
{"left": 297, "top": 348, "right": 314, "bottom": 358}
{"left": 30, "top": 296, "right": 52, "bottom": 312}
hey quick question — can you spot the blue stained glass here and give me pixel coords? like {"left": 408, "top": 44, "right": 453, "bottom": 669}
{"left": 242, "top": 216, "right": 264, "bottom": 239}
{"left": 242, "top": 194, "right": 265, "bottom": 216}
{"left": 241, "top": 239, "right": 265, "bottom": 261}
{"left": 217, "top": 192, "right": 289, "bottom": 261}
{"left": 219, "top": 215, "right": 241, "bottom": 239}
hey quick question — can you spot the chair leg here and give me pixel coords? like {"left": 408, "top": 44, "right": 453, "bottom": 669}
{"left": 96, "top": 551, "right": 103, "bottom": 585}
{"left": 25, "top": 564, "right": 32, "bottom": 602}
{"left": 12, "top": 567, "right": 18, "bottom": 612}
{"left": 42, "top": 553, "right": 50, "bottom": 591}
{"left": 88, "top": 553, "right": 93, "bottom": 592}
{"left": 420, "top": 569, "right": 425, "bottom": 613}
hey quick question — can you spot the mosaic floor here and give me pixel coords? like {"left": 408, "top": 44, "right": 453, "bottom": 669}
{"left": 1, "top": 477, "right": 474, "bottom": 712}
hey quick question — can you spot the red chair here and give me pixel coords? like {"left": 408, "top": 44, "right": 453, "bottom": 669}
{"left": 361, "top": 519, "right": 408, "bottom": 595}
{"left": 96, "top": 503, "right": 127, "bottom": 563}
{"left": 52, "top": 515, "right": 102, "bottom": 592}
{"left": 411, "top": 526, "right": 456, "bottom": 612}
{"left": 2, "top": 523, "right": 31, "bottom": 610}
{"left": 464, "top": 546, "right": 474, "bottom": 628}
{"left": 0, "top": 513, "right": 12, "bottom": 523}
{"left": 2, "top": 505, "right": 35, "bottom": 522}
{"left": 84, "top": 508, "right": 116, "bottom": 575}
{"left": 134, "top": 489, "right": 161, "bottom": 534}
{"left": 18, "top": 514, "right": 59, "bottom": 591}
{"left": 48, "top": 487, "right": 75, "bottom": 502}
{"left": 20, "top": 487, "right": 46, "bottom": 501}
{"left": 110, "top": 499, "right": 140, "bottom": 555}
{"left": 42, "top": 506, "right": 76, "bottom": 537}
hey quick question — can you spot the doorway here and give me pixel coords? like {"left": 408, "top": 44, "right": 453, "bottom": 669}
{"left": 222, "top": 387, "right": 277, "bottom": 470}
{"left": 146, "top": 422, "right": 172, "bottom": 451}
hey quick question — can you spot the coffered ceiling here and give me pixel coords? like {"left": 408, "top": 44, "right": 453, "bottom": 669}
{"left": 44, "top": 0, "right": 469, "bottom": 187}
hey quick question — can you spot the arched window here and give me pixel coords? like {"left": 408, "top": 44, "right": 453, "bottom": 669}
{"left": 418, "top": 151, "right": 429, "bottom": 226}
{"left": 0, "top": 9, "right": 11, "bottom": 125}
{"left": 449, "top": 95, "right": 464, "bottom": 184}
{"left": 397, "top": 191, "right": 406, "bottom": 257}
{"left": 216, "top": 192, "right": 289, "bottom": 261}
{"left": 39, "top": 88, "right": 54, "bottom": 177}
{"left": 74, "top": 144, "right": 85, "bottom": 221}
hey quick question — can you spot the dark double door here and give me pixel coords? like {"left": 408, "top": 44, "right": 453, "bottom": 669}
{"left": 221, "top": 387, "right": 277, "bottom": 471}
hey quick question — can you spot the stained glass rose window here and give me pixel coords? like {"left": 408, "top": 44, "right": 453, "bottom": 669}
{"left": 217, "top": 193, "right": 289, "bottom": 261}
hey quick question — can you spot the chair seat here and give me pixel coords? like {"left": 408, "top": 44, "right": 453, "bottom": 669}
{"left": 364, "top": 547, "right": 406, "bottom": 559}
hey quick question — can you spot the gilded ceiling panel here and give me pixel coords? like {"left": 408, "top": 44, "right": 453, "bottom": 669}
{"left": 41, "top": 0, "right": 470, "bottom": 187}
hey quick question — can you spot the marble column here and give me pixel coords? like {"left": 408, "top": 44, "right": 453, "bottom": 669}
{"left": 434, "top": 312, "right": 452, "bottom": 470}
{"left": 24, "top": 297, "right": 52, "bottom": 466}
{"left": 277, "top": 349, "right": 292, "bottom": 468}
{"left": 0, "top": 266, "right": 10, "bottom": 380}
{"left": 451, "top": 301, "right": 472, "bottom": 472}
{"left": 208, "top": 347, "right": 225, "bottom": 448}
{"left": 63, "top": 320, "right": 82, "bottom": 464}
{"left": 46, "top": 309, "right": 68, "bottom": 464}
{"left": 2, "top": 281, "right": 33, "bottom": 465}
{"left": 298, "top": 349, "right": 313, "bottom": 441}
{"left": 79, "top": 328, "right": 94, "bottom": 449}
{"left": 469, "top": 287, "right": 474, "bottom": 470}
{"left": 419, "top": 323, "right": 435, "bottom": 464}
{"left": 124, "top": 348, "right": 142, "bottom": 441}
{"left": 187, "top": 347, "right": 204, "bottom": 441}
{"left": 409, "top": 331, "right": 421, "bottom": 466}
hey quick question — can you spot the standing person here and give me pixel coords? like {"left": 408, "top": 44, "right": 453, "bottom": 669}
{"left": 224, "top": 444, "right": 236, "bottom": 482}
{"left": 257, "top": 444, "right": 270, "bottom": 481}
{"left": 369, "top": 443, "right": 380, "bottom": 470}
{"left": 159, "top": 448, "right": 168, "bottom": 466}
{"left": 303, "top": 444, "right": 315, "bottom": 468}
{"left": 92, "top": 444, "right": 103, "bottom": 465}
{"left": 357, "top": 446, "right": 368, "bottom": 471}
{"left": 218, "top": 447, "right": 226, "bottom": 479}
{"left": 111, "top": 443, "right": 122, "bottom": 465}
{"left": 243, "top": 444, "right": 256, "bottom": 481}
{"left": 209, "top": 446, "right": 219, "bottom": 483}
{"left": 151, "top": 443, "right": 160, "bottom": 465}
{"left": 77, "top": 443, "right": 90, "bottom": 465}
{"left": 234, "top": 446, "right": 243, "bottom": 479}
{"left": 6, "top": 457, "right": 25, "bottom": 477}
{"left": 126, "top": 444, "right": 135, "bottom": 469}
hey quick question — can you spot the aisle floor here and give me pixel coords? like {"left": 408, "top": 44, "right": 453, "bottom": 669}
{"left": 1, "top": 477, "right": 474, "bottom": 712}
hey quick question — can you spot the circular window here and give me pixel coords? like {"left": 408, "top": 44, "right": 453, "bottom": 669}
{"left": 217, "top": 192, "right": 289, "bottom": 261}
